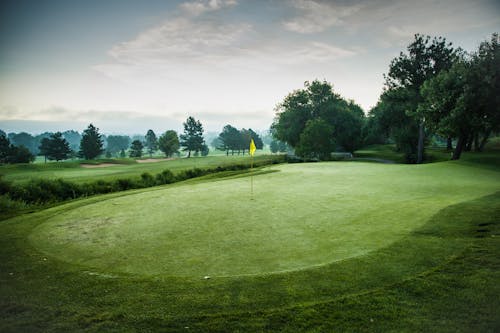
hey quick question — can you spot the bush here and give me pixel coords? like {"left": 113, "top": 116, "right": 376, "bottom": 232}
{"left": 156, "top": 169, "right": 175, "bottom": 184}
{"left": 141, "top": 172, "right": 156, "bottom": 187}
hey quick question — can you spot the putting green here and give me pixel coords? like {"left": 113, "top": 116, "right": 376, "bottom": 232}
{"left": 29, "top": 162, "right": 500, "bottom": 277}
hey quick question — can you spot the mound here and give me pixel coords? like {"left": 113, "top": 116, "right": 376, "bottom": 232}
{"left": 28, "top": 162, "right": 500, "bottom": 277}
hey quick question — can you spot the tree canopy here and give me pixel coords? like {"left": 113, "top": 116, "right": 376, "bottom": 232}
{"left": 79, "top": 124, "right": 104, "bottom": 160}
{"left": 180, "top": 116, "right": 205, "bottom": 158}
{"left": 272, "top": 80, "right": 365, "bottom": 159}
{"left": 38, "top": 132, "right": 72, "bottom": 162}
{"left": 158, "top": 130, "right": 180, "bottom": 157}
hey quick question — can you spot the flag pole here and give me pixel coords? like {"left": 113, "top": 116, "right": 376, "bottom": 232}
{"left": 249, "top": 138, "right": 256, "bottom": 201}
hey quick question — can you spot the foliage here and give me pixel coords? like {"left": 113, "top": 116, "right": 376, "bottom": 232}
{"left": 38, "top": 132, "right": 72, "bottom": 161}
{"left": 8, "top": 132, "right": 38, "bottom": 154}
{"left": 158, "top": 130, "right": 180, "bottom": 157}
{"left": 144, "top": 129, "right": 158, "bottom": 157}
{"left": 0, "top": 134, "right": 35, "bottom": 164}
{"left": 106, "top": 135, "right": 131, "bottom": 156}
{"left": 79, "top": 124, "right": 104, "bottom": 160}
{"left": 383, "top": 34, "right": 459, "bottom": 163}
{"left": 180, "top": 116, "right": 205, "bottom": 158}
{"left": 217, "top": 125, "right": 264, "bottom": 155}
{"left": 272, "top": 80, "right": 365, "bottom": 159}
{"left": 129, "top": 140, "right": 144, "bottom": 158}
{"left": 295, "top": 119, "right": 335, "bottom": 160}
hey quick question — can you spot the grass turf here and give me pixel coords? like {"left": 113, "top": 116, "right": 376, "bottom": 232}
{"left": 1, "top": 155, "right": 499, "bottom": 332}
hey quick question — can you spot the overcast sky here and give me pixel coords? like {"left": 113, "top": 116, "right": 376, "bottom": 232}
{"left": 0, "top": 0, "right": 498, "bottom": 134}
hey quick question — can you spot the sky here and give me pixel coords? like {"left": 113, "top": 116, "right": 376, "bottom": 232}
{"left": 0, "top": 0, "right": 499, "bottom": 135}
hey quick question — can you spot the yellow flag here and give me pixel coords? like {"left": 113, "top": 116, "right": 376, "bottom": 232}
{"left": 249, "top": 138, "right": 256, "bottom": 156}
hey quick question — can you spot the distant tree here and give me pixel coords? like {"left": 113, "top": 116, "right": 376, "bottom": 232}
{"left": 144, "top": 129, "right": 158, "bottom": 157}
{"left": 9, "top": 132, "right": 37, "bottom": 155}
{"left": 0, "top": 129, "right": 6, "bottom": 137}
{"left": 217, "top": 124, "right": 241, "bottom": 155}
{"left": 295, "top": 119, "right": 335, "bottom": 160}
{"left": 201, "top": 144, "right": 209, "bottom": 156}
{"left": 79, "top": 124, "right": 104, "bottom": 160}
{"left": 62, "top": 130, "right": 82, "bottom": 152}
{"left": 38, "top": 132, "right": 71, "bottom": 162}
{"left": 158, "top": 130, "right": 180, "bottom": 157}
{"left": 129, "top": 140, "right": 144, "bottom": 158}
{"left": 106, "top": 135, "right": 131, "bottom": 156}
{"left": 0, "top": 134, "right": 11, "bottom": 163}
{"left": 120, "top": 149, "right": 126, "bottom": 158}
{"left": 180, "top": 116, "right": 205, "bottom": 158}
{"left": 7, "top": 145, "right": 35, "bottom": 163}
{"left": 270, "top": 140, "right": 279, "bottom": 153}
{"left": 0, "top": 134, "right": 35, "bottom": 164}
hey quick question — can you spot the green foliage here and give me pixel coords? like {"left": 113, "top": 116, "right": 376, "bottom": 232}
{"left": 0, "top": 134, "right": 35, "bottom": 164}
{"left": 38, "top": 132, "right": 72, "bottom": 161}
{"left": 158, "top": 130, "right": 180, "bottom": 157}
{"left": 106, "top": 135, "right": 131, "bottom": 156}
{"left": 129, "top": 140, "right": 144, "bottom": 158}
{"left": 272, "top": 80, "right": 365, "bottom": 157}
{"left": 79, "top": 124, "right": 104, "bottom": 160}
{"left": 180, "top": 116, "right": 205, "bottom": 157}
{"left": 144, "top": 129, "right": 158, "bottom": 157}
{"left": 295, "top": 119, "right": 335, "bottom": 160}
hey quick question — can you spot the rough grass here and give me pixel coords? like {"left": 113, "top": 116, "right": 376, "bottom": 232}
{"left": 1, "top": 154, "right": 499, "bottom": 332}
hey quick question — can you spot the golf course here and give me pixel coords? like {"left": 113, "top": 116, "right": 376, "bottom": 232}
{"left": 1, "top": 152, "right": 499, "bottom": 332}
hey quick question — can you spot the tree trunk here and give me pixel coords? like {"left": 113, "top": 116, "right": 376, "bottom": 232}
{"left": 446, "top": 137, "right": 453, "bottom": 150}
{"left": 465, "top": 132, "right": 473, "bottom": 151}
{"left": 452, "top": 133, "right": 467, "bottom": 160}
{"left": 473, "top": 132, "right": 480, "bottom": 151}
{"left": 416, "top": 120, "right": 425, "bottom": 164}
{"left": 478, "top": 129, "right": 491, "bottom": 152}
{"left": 187, "top": 150, "right": 191, "bottom": 158}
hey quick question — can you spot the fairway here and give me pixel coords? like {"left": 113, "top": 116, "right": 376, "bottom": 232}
{"left": 29, "top": 161, "right": 500, "bottom": 277}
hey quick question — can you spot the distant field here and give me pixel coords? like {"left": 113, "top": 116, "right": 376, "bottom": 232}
{"left": 0, "top": 154, "right": 279, "bottom": 185}
{"left": 1, "top": 153, "right": 499, "bottom": 331}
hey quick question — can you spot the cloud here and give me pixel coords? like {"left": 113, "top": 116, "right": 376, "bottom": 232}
{"left": 283, "top": 0, "right": 362, "bottom": 34}
{"left": 180, "top": 0, "right": 237, "bottom": 16}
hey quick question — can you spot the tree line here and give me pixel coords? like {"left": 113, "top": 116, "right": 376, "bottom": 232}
{"left": 0, "top": 115, "right": 265, "bottom": 164}
{"left": 364, "top": 33, "right": 499, "bottom": 163}
{"left": 271, "top": 33, "right": 498, "bottom": 162}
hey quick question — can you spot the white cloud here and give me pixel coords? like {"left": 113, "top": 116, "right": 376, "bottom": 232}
{"left": 283, "top": 0, "right": 362, "bottom": 34}
{"left": 180, "top": 0, "right": 237, "bottom": 16}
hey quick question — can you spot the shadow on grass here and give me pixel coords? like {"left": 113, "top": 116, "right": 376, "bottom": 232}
{"left": 0, "top": 192, "right": 499, "bottom": 332}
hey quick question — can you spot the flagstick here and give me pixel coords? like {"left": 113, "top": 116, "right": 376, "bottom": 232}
{"left": 250, "top": 154, "right": 254, "bottom": 200}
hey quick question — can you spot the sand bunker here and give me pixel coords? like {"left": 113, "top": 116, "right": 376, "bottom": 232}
{"left": 136, "top": 158, "right": 173, "bottom": 163}
{"left": 80, "top": 163, "right": 120, "bottom": 168}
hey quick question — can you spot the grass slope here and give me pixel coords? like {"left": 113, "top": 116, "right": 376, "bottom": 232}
{"left": 1, "top": 156, "right": 499, "bottom": 332}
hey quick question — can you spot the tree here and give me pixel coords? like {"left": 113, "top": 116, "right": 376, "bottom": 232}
{"left": 129, "top": 140, "right": 144, "bottom": 158}
{"left": 270, "top": 140, "right": 279, "bottom": 154}
{"left": 384, "top": 34, "right": 458, "bottom": 163}
{"left": 9, "top": 132, "right": 37, "bottom": 155}
{"left": 106, "top": 135, "right": 131, "bottom": 156}
{"left": 0, "top": 134, "right": 35, "bottom": 164}
{"left": 158, "top": 130, "right": 180, "bottom": 157}
{"left": 295, "top": 119, "right": 335, "bottom": 160}
{"left": 217, "top": 125, "right": 241, "bottom": 155}
{"left": 79, "top": 124, "right": 104, "bottom": 160}
{"left": 144, "top": 130, "right": 158, "bottom": 157}
{"left": 62, "top": 130, "right": 82, "bottom": 152}
{"left": 419, "top": 33, "right": 500, "bottom": 159}
{"left": 39, "top": 132, "right": 71, "bottom": 162}
{"left": 180, "top": 116, "right": 205, "bottom": 158}
{"left": 272, "top": 80, "right": 364, "bottom": 159}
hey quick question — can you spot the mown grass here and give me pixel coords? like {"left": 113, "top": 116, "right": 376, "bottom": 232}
{"left": 1, "top": 153, "right": 499, "bottom": 332}
{"left": 0, "top": 154, "right": 276, "bottom": 185}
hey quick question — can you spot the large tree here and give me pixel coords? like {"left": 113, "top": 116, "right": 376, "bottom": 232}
{"left": 144, "top": 129, "right": 158, "bottom": 157}
{"left": 384, "top": 34, "right": 458, "bottom": 163}
{"left": 38, "top": 132, "right": 72, "bottom": 162}
{"left": 158, "top": 130, "right": 180, "bottom": 157}
{"left": 79, "top": 124, "right": 104, "bottom": 160}
{"left": 420, "top": 33, "right": 500, "bottom": 159}
{"left": 272, "top": 80, "right": 364, "bottom": 159}
{"left": 295, "top": 119, "right": 335, "bottom": 160}
{"left": 217, "top": 125, "right": 241, "bottom": 155}
{"left": 180, "top": 116, "right": 205, "bottom": 158}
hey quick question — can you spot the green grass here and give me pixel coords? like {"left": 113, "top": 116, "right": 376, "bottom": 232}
{"left": 0, "top": 154, "right": 275, "bottom": 185}
{"left": 1, "top": 154, "right": 499, "bottom": 332}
